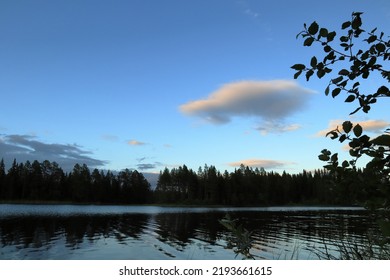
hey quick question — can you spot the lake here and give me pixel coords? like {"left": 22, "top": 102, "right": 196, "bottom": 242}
{"left": 0, "top": 204, "right": 384, "bottom": 260}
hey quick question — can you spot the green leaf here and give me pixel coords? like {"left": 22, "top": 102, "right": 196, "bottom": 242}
{"left": 353, "top": 124, "right": 363, "bottom": 137}
{"left": 291, "top": 64, "right": 306, "bottom": 70}
{"left": 308, "top": 21, "right": 319, "bottom": 35}
{"left": 345, "top": 95, "right": 355, "bottom": 103}
{"left": 370, "top": 135, "right": 390, "bottom": 146}
{"left": 342, "top": 121, "right": 353, "bottom": 133}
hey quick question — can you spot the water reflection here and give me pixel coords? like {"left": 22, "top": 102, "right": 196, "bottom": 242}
{"left": 0, "top": 205, "right": 381, "bottom": 259}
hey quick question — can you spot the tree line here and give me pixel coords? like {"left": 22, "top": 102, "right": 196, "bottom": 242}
{"left": 0, "top": 159, "right": 152, "bottom": 204}
{"left": 154, "top": 164, "right": 373, "bottom": 206}
{"left": 0, "top": 158, "right": 376, "bottom": 206}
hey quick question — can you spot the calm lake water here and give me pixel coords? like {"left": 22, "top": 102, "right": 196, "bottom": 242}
{"left": 0, "top": 204, "right": 382, "bottom": 260}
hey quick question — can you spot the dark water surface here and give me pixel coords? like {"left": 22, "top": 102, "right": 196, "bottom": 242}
{"left": 0, "top": 204, "right": 381, "bottom": 259}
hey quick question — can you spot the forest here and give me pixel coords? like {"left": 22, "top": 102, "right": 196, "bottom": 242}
{"left": 0, "top": 158, "right": 378, "bottom": 206}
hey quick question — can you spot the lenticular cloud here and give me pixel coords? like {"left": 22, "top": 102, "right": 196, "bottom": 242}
{"left": 180, "top": 80, "right": 314, "bottom": 124}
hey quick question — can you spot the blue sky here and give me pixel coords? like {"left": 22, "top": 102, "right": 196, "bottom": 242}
{"left": 1, "top": 0, "right": 389, "bottom": 179}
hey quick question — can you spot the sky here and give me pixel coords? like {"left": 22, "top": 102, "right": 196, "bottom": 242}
{"left": 1, "top": 0, "right": 389, "bottom": 183}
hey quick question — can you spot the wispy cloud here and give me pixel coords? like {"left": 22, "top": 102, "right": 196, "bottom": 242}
{"left": 101, "top": 134, "right": 119, "bottom": 142}
{"left": 228, "top": 158, "right": 296, "bottom": 169}
{"left": 316, "top": 119, "right": 390, "bottom": 137}
{"left": 128, "top": 139, "right": 147, "bottom": 146}
{"left": 136, "top": 162, "right": 163, "bottom": 171}
{"left": 0, "top": 134, "right": 107, "bottom": 171}
{"left": 256, "top": 122, "right": 301, "bottom": 135}
{"left": 180, "top": 80, "right": 313, "bottom": 133}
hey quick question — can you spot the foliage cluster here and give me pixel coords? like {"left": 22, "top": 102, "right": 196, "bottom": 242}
{"left": 292, "top": 12, "right": 390, "bottom": 245}
{"left": 292, "top": 13, "right": 389, "bottom": 212}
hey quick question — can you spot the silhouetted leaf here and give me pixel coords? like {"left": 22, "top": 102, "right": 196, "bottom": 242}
{"left": 291, "top": 64, "right": 306, "bottom": 70}
{"left": 353, "top": 124, "right": 363, "bottom": 137}
{"left": 304, "top": 37, "right": 315, "bottom": 46}
{"left": 306, "top": 69, "right": 314, "bottom": 81}
{"left": 308, "top": 21, "right": 319, "bottom": 35}
{"left": 310, "top": 56, "right": 317, "bottom": 68}
{"left": 366, "top": 35, "right": 377, "bottom": 43}
{"left": 319, "top": 28, "right": 328, "bottom": 37}
{"left": 370, "top": 135, "right": 390, "bottom": 146}
{"left": 376, "top": 43, "right": 386, "bottom": 52}
{"left": 325, "top": 85, "right": 330, "bottom": 96}
{"left": 294, "top": 70, "right": 302, "bottom": 79}
{"left": 342, "top": 121, "right": 353, "bottom": 133}
{"left": 352, "top": 15, "right": 362, "bottom": 29}
{"left": 342, "top": 21, "right": 351, "bottom": 29}
{"left": 345, "top": 95, "right": 356, "bottom": 103}
{"left": 339, "top": 69, "right": 349, "bottom": 75}
{"left": 327, "top": 31, "right": 336, "bottom": 42}
{"left": 332, "top": 88, "right": 341, "bottom": 98}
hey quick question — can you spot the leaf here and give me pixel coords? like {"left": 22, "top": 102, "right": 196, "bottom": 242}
{"left": 332, "top": 76, "right": 343, "bottom": 84}
{"left": 353, "top": 124, "right": 363, "bottom": 137}
{"left": 338, "top": 69, "right": 349, "bottom": 75}
{"left": 370, "top": 135, "right": 390, "bottom": 146}
{"left": 377, "top": 86, "right": 389, "bottom": 95}
{"left": 317, "top": 69, "right": 326, "bottom": 79}
{"left": 323, "top": 45, "right": 332, "bottom": 52}
{"left": 342, "top": 21, "right": 351, "bottom": 29}
{"left": 291, "top": 64, "right": 306, "bottom": 70}
{"left": 376, "top": 43, "right": 386, "bottom": 52}
{"left": 352, "top": 14, "right": 362, "bottom": 29}
{"left": 366, "top": 35, "right": 377, "bottom": 44}
{"left": 327, "top": 31, "right": 336, "bottom": 42}
{"left": 304, "top": 37, "right": 315, "bottom": 46}
{"left": 345, "top": 95, "right": 356, "bottom": 103}
{"left": 325, "top": 85, "right": 330, "bottom": 96}
{"left": 308, "top": 21, "right": 319, "bottom": 35}
{"left": 310, "top": 56, "right": 317, "bottom": 68}
{"left": 305, "top": 69, "right": 314, "bottom": 81}
{"left": 293, "top": 70, "right": 302, "bottom": 79}
{"left": 319, "top": 28, "right": 328, "bottom": 37}
{"left": 318, "top": 154, "right": 330, "bottom": 161}
{"left": 342, "top": 121, "right": 353, "bottom": 133}
{"left": 332, "top": 88, "right": 341, "bottom": 98}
